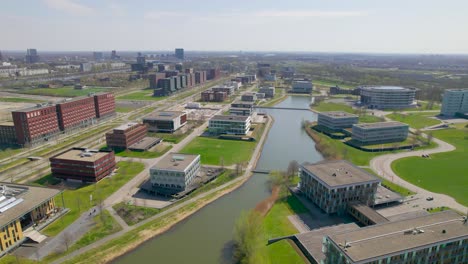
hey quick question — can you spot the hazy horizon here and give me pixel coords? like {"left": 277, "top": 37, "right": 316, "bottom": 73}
{"left": 2, "top": 0, "right": 468, "bottom": 54}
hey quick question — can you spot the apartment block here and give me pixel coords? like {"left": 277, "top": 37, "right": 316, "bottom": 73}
{"left": 50, "top": 148, "right": 116, "bottom": 182}
{"left": 440, "top": 88, "right": 468, "bottom": 117}
{"left": 352, "top": 122, "right": 409, "bottom": 145}
{"left": 208, "top": 115, "right": 251, "bottom": 135}
{"left": 12, "top": 104, "right": 60, "bottom": 146}
{"left": 299, "top": 160, "right": 381, "bottom": 214}
{"left": 93, "top": 92, "right": 115, "bottom": 118}
{"left": 317, "top": 111, "right": 359, "bottom": 130}
{"left": 56, "top": 96, "right": 97, "bottom": 131}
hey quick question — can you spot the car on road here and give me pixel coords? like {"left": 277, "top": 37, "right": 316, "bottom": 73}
{"left": 426, "top": 196, "right": 434, "bottom": 201}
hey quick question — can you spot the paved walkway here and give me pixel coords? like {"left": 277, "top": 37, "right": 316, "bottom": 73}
{"left": 369, "top": 135, "right": 467, "bottom": 213}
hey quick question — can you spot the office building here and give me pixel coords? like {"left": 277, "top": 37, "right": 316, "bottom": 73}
{"left": 93, "top": 52, "right": 103, "bottom": 61}
{"left": 299, "top": 160, "right": 381, "bottom": 214}
{"left": 142, "top": 111, "right": 187, "bottom": 133}
{"left": 317, "top": 111, "right": 359, "bottom": 130}
{"left": 105, "top": 123, "right": 148, "bottom": 149}
{"left": 208, "top": 115, "right": 251, "bottom": 135}
{"left": 175, "top": 48, "right": 184, "bottom": 60}
{"left": 207, "top": 68, "right": 221, "bottom": 80}
{"left": 360, "top": 86, "right": 417, "bottom": 109}
{"left": 25, "top": 49, "right": 39, "bottom": 63}
{"left": 110, "top": 50, "right": 120, "bottom": 60}
{"left": 93, "top": 92, "right": 115, "bottom": 119}
{"left": 241, "top": 92, "right": 257, "bottom": 102}
{"left": 195, "top": 71, "right": 207, "bottom": 84}
{"left": 175, "top": 63, "right": 183, "bottom": 72}
{"left": 201, "top": 90, "right": 228, "bottom": 102}
{"left": 292, "top": 80, "right": 313, "bottom": 93}
{"left": 157, "top": 64, "right": 168, "bottom": 72}
{"left": 50, "top": 148, "right": 116, "bottom": 183}
{"left": 323, "top": 210, "right": 468, "bottom": 264}
{"left": 264, "top": 73, "right": 277, "bottom": 81}
{"left": 330, "top": 86, "right": 361, "bottom": 96}
{"left": 212, "top": 85, "right": 235, "bottom": 95}
{"left": 136, "top": 53, "right": 145, "bottom": 64}
{"left": 352, "top": 122, "right": 409, "bottom": 145}
{"left": 230, "top": 100, "right": 254, "bottom": 116}
{"left": 185, "top": 68, "right": 194, "bottom": 74}
{"left": 0, "top": 122, "right": 17, "bottom": 145}
{"left": 56, "top": 96, "right": 97, "bottom": 131}
{"left": 258, "top": 86, "right": 275, "bottom": 98}
{"left": 440, "top": 88, "right": 468, "bottom": 117}
{"left": 80, "top": 62, "right": 92, "bottom": 72}
{"left": 0, "top": 183, "right": 62, "bottom": 256}
{"left": 154, "top": 78, "right": 176, "bottom": 96}
{"left": 149, "top": 73, "right": 167, "bottom": 89}
{"left": 12, "top": 104, "right": 61, "bottom": 147}
{"left": 149, "top": 153, "right": 201, "bottom": 194}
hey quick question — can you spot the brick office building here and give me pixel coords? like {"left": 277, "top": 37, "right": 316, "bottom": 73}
{"left": 149, "top": 73, "right": 167, "bottom": 89}
{"left": 105, "top": 122, "right": 148, "bottom": 149}
{"left": 207, "top": 68, "right": 221, "bottom": 80}
{"left": 195, "top": 71, "right": 207, "bottom": 84}
{"left": 12, "top": 104, "right": 61, "bottom": 146}
{"left": 56, "top": 96, "right": 97, "bottom": 131}
{"left": 93, "top": 92, "right": 115, "bottom": 118}
{"left": 50, "top": 148, "right": 116, "bottom": 182}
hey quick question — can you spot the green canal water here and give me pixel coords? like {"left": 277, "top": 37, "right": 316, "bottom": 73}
{"left": 114, "top": 96, "right": 323, "bottom": 264}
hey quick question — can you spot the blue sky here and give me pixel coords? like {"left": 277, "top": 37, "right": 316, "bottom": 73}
{"left": 1, "top": 0, "right": 467, "bottom": 53}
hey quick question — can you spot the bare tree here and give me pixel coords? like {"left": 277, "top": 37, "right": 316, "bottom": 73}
{"left": 62, "top": 232, "right": 73, "bottom": 251}
{"left": 286, "top": 160, "right": 299, "bottom": 181}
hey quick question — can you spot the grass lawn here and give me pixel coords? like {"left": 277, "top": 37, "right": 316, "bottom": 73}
{"left": 387, "top": 112, "right": 441, "bottom": 129}
{"left": 112, "top": 144, "right": 172, "bottom": 159}
{"left": 362, "top": 168, "right": 415, "bottom": 196}
{"left": 19, "top": 87, "right": 108, "bottom": 97}
{"left": 115, "top": 106, "right": 136, "bottom": 113}
{"left": 0, "top": 146, "right": 24, "bottom": 161}
{"left": 313, "top": 79, "right": 353, "bottom": 89}
{"left": 117, "top": 91, "right": 167, "bottom": 101}
{"left": 392, "top": 124, "right": 468, "bottom": 206}
{"left": 113, "top": 202, "right": 161, "bottom": 226}
{"left": 263, "top": 195, "right": 307, "bottom": 264}
{"left": 181, "top": 137, "right": 256, "bottom": 166}
{"left": 312, "top": 102, "right": 383, "bottom": 123}
{"left": 38, "top": 161, "right": 144, "bottom": 236}
{"left": 0, "top": 97, "right": 44, "bottom": 103}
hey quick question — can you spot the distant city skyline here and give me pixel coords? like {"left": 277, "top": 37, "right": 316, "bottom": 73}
{"left": 1, "top": 0, "right": 468, "bottom": 54}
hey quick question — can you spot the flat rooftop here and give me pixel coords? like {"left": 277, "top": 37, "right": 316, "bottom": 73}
{"left": 0, "top": 121, "right": 14, "bottom": 126}
{"left": 0, "top": 183, "right": 61, "bottom": 228}
{"left": 319, "top": 111, "right": 358, "bottom": 119}
{"left": 13, "top": 103, "right": 56, "bottom": 113}
{"left": 151, "top": 153, "right": 199, "bottom": 172}
{"left": 301, "top": 160, "right": 380, "bottom": 187}
{"left": 295, "top": 223, "right": 360, "bottom": 263}
{"left": 52, "top": 148, "right": 111, "bottom": 162}
{"left": 361, "top": 86, "right": 411, "bottom": 91}
{"left": 232, "top": 100, "right": 254, "bottom": 105}
{"left": 353, "top": 121, "right": 408, "bottom": 129}
{"left": 114, "top": 122, "right": 140, "bottom": 131}
{"left": 328, "top": 210, "right": 468, "bottom": 263}
{"left": 144, "top": 111, "right": 185, "bottom": 121}
{"left": 211, "top": 115, "right": 250, "bottom": 122}
{"left": 349, "top": 203, "right": 389, "bottom": 224}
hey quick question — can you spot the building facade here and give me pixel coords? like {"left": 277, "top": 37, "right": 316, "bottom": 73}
{"left": 292, "top": 81, "right": 313, "bottom": 93}
{"left": 241, "top": 92, "right": 257, "bottom": 102}
{"left": 360, "top": 86, "right": 417, "bottom": 109}
{"left": 105, "top": 123, "right": 148, "bottom": 149}
{"left": 175, "top": 48, "right": 184, "bottom": 60}
{"left": 324, "top": 210, "right": 468, "bottom": 264}
{"left": 317, "top": 111, "right": 359, "bottom": 130}
{"left": 258, "top": 86, "right": 275, "bottom": 98}
{"left": 0, "top": 122, "right": 17, "bottom": 145}
{"left": 149, "top": 153, "right": 201, "bottom": 194}
{"left": 352, "top": 122, "right": 409, "bottom": 145}
{"left": 93, "top": 92, "right": 115, "bottom": 118}
{"left": 50, "top": 148, "right": 116, "bottom": 182}
{"left": 440, "top": 88, "right": 468, "bottom": 117}
{"left": 56, "top": 96, "right": 97, "bottom": 131}
{"left": 149, "top": 73, "right": 167, "bottom": 89}
{"left": 299, "top": 160, "right": 381, "bottom": 214}
{"left": 142, "top": 111, "right": 187, "bottom": 133}
{"left": 208, "top": 115, "right": 251, "bottom": 135}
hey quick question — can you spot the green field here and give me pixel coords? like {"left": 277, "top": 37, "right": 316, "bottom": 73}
{"left": 263, "top": 195, "right": 307, "bottom": 264}
{"left": 181, "top": 137, "right": 256, "bottom": 166}
{"left": 38, "top": 161, "right": 144, "bottom": 236}
{"left": 112, "top": 144, "right": 172, "bottom": 158}
{"left": 19, "top": 86, "right": 108, "bottom": 97}
{"left": 0, "top": 97, "right": 44, "bottom": 103}
{"left": 392, "top": 124, "right": 468, "bottom": 206}
{"left": 115, "top": 106, "right": 136, "bottom": 113}
{"left": 387, "top": 112, "right": 441, "bottom": 129}
{"left": 117, "top": 91, "right": 167, "bottom": 101}
{"left": 312, "top": 102, "right": 383, "bottom": 123}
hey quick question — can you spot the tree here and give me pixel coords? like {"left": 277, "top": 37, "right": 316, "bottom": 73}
{"left": 426, "top": 132, "right": 433, "bottom": 145}
{"left": 233, "top": 211, "right": 269, "bottom": 264}
{"left": 62, "top": 232, "right": 73, "bottom": 251}
{"left": 286, "top": 160, "right": 299, "bottom": 181}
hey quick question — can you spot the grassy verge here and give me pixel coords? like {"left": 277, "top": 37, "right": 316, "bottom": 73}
{"left": 117, "top": 91, "right": 167, "bottom": 101}
{"left": 392, "top": 124, "right": 468, "bottom": 206}
{"left": 115, "top": 106, "right": 136, "bottom": 113}
{"left": 18, "top": 87, "right": 108, "bottom": 97}
{"left": 386, "top": 112, "right": 441, "bottom": 129}
{"left": 111, "top": 144, "right": 172, "bottom": 159}
{"left": 260, "top": 92, "right": 288, "bottom": 107}
{"left": 0, "top": 147, "right": 25, "bottom": 162}
{"left": 113, "top": 202, "right": 161, "bottom": 226}
{"left": 427, "top": 206, "right": 451, "bottom": 213}
{"left": 148, "top": 132, "right": 188, "bottom": 144}
{"left": 39, "top": 161, "right": 144, "bottom": 236}
{"left": 263, "top": 195, "right": 307, "bottom": 264}
{"left": 181, "top": 137, "right": 256, "bottom": 166}
{"left": 362, "top": 168, "right": 415, "bottom": 196}
{"left": 0, "top": 97, "right": 44, "bottom": 103}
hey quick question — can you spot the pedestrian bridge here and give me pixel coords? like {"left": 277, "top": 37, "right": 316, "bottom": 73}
{"left": 251, "top": 169, "right": 270, "bottom": 174}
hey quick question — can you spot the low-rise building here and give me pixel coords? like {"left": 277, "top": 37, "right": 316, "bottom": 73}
{"left": 330, "top": 86, "right": 361, "bottom": 96}
{"left": 352, "top": 121, "right": 409, "bottom": 145}
{"left": 299, "top": 160, "right": 381, "bottom": 214}
{"left": 0, "top": 183, "right": 62, "bottom": 256}
{"left": 440, "top": 88, "right": 468, "bottom": 117}
{"left": 317, "top": 111, "right": 359, "bottom": 130}
{"left": 241, "top": 92, "right": 257, "bottom": 102}
{"left": 208, "top": 115, "right": 251, "bottom": 135}
{"left": 230, "top": 101, "right": 255, "bottom": 116}
{"left": 50, "top": 148, "right": 116, "bottom": 183}
{"left": 0, "top": 122, "right": 17, "bottom": 145}
{"left": 201, "top": 90, "right": 228, "bottom": 102}
{"left": 324, "top": 210, "right": 468, "bottom": 264}
{"left": 292, "top": 81, "right": 313, "bottom": 93}
{"left": 149, "top": 153, "right": 201, "bottom": 195}
{"left": 142, "top": 111, "right": 187, "bottom": 133}
{"left": 258, "top": 86, "right": 275, "bottom": 98}
{"left": 212, "top": 85, "right": 235, "bottom": 95}
{"left": 105, "top": 122, "right": 148, "bottom": 149}
{"left": 360, "top": 86, "right": 417, "bottom": 109}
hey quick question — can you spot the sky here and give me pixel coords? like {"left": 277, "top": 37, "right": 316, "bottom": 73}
{"left": 1, "top": 0, "right": 468, "bottom": 53}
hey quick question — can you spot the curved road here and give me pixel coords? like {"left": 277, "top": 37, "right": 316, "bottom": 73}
{"left": 370, "top": 136, "right": 467, "bottom": 213}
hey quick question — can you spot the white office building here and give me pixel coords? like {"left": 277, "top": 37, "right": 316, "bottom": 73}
{"left": 440, "top": 89, "right": 468, "bottom": 117}
{"left": 352, "top": 122, "right": 409, "bottom": 145}
{"left": 317, "top": 111, "right": 359, "bottom": 130}
{"left": 360, "top": 86, "right": 417, "bottom": 109}
{"left": 208, "top": 115, "right": 251, "bottom": 135}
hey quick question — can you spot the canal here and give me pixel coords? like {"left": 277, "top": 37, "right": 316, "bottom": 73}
{"left": 115, "top": 96, "right": 324, "bottom": 264}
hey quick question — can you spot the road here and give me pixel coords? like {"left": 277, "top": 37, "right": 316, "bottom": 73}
{"left": 369, "top": 135, "right": 467, "bottom": 213}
